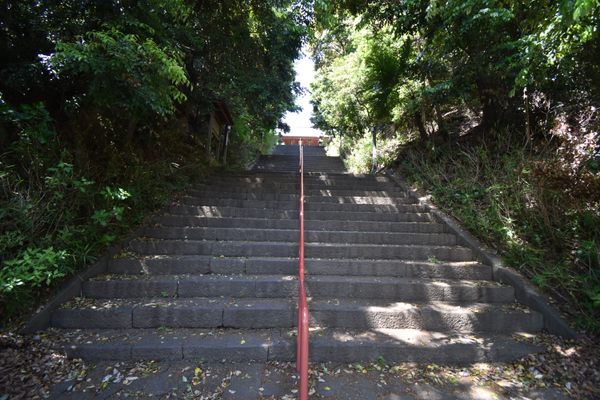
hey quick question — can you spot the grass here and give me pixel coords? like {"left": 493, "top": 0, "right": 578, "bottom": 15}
{"left": 396, "top": 133, "right": 600, "bottom": 334}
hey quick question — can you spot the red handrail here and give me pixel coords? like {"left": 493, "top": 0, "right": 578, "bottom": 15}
{"left": 297, "top": 141, "right": 309, "bottom": 400}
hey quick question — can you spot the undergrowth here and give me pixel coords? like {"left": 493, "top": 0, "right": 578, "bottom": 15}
{"left": 327, "top": 133, "right": 405, "bottom": 174}
{"left": 397, "top": 133, "right": 600, "bottom": 334}
{"left": 0, "top": 102, "right": 253, "bottom": 325}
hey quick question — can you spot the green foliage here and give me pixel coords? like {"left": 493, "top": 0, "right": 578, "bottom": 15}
{"left": 339, "top": 132, "right": 404, "bottom": 173}
{"left": 311, "top": 0, "right": 600, "bottom": 139}
{"left": 0, "top": 102, "right": 213, "bottom": 318}
{"left": 52, "top": 28, "right": 189, "bottom": 116}
{"left": 0, "top": 246, "right": 70, "bottom": 315}
{"left": 4, "top": 102, "right": 56, "bottom": 146}
{"left": 0, "top": 0, "right": 307, "bottom": 322}
{"left": 310, "top": 2, "right": 600, "bottom": 333}
{"left": 1, "top": 247, "right": 69, "bottom": 293}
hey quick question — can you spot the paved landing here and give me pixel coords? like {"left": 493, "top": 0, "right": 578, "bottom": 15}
{"left": 49, "top": 360, "right": 568, "bottom": 400}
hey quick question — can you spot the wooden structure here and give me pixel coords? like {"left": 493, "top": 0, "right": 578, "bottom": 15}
{"left": 281, "top": 135, "right": 324, "bottom": 146}
{"left": 207, "top": 101, "right": 234, "bottom": 163}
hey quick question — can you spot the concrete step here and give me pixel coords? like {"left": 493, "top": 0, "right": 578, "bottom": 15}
{"left": 167, "top": 205, "right": 433, "bottom": 222}
{"left": 129, "top": 240, "right": 474, "bottom": 261}
{"left": 53, "top": 327, "right": 542, "bottom": 363}
{"left": 50, "top": 298, "right": 542, "bottom": 332}
{"left": 82, "top": 274, "right": 512, "bottom": 303}
{"left": 177, "top": 197, "right": 425, "bottom": 213}
{"left": 108, "top": 257, "right": 492, "bottom": 280}
{"left": 140, "top": 227, "right": 457, "bottom": 245}
{"left": 153, "top": 215, "right": 445, "bottom": 233}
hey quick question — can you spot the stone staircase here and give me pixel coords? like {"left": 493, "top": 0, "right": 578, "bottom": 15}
{"left": 48, "top": 145, "right": 543, "bottom": 363}
{"left": 253, "top": 144, "right": 345, "bottom": 173}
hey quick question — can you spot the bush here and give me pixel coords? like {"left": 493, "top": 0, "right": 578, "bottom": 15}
{"left": 0, "top": 247, "right": 69, "bottom": 304}
{"left": 0, "top": 101, "right": 215, "bottom": 323}
{"left": 335, "top": 132, "right": 406, "bottom": 174}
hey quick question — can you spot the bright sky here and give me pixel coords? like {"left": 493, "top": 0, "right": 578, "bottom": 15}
{"left": 281, "top": 49, "right": 322, "bottom": 137}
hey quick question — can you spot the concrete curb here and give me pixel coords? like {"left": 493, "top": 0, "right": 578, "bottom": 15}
{"left": 21, "top": 228, "right": 144, "bottom": 334}
{"left": 384, "top": 169, "right": 579, "bottom": 339}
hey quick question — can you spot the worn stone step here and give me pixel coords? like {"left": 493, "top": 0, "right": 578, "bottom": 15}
{"left": 193, "top": 181, "right": 404, "bottom": 192}
{"left": 215, "top": 171, "right": 386, "bottom": 179}
{"left": 254, "top": 157, "right": 345, "bottom": 172}
{"left": 54, "top": 328, "right": 284, "bottom": 362}
{"left": 128, "top": 239, "right": 297, "bottom": 257}
{"left": 190, "top": 186, "right": 407, "bottom": 197}
{"left": 261, "top": 259, "right": 492, "bottom": 280}
{"left": 177, "top": 197, "right": 424, "bottom": 213}
{"left": 50, "top": 298, "right": 542, "bottom": 332}
{"left": 52, "top": 327, "right": 542, "bottom": 363}
{"left": 50, "top": 298, "right": 295, "bottom": 329}
{"left": 154, "top": 215, "right": 298, "bottom": 230}
{"left": 140, "top": 227, "right": 457, "bottom": 245}
{"left": 256, "top": 155, "right": 341, "bottom": 162}
{"left": 153, "top": 215, "right": 445, "bottom": 233}
{"left": 129, "top": 240, "right": 474, "bottom": 261}
{"left": 202, "top": 178, "right": 396, "bottom": 190}
{"left": 108, "top": 257, "right": 492, "bottom": 280}
{"left": 305, "top": 208, "right": 432, "bottom": 222}
{"left": 259, "top": 154, "right": 340, "bottom": 160}
{"left": 253, "top": 165, "right": 344, "bottom": 173}
{"left": 310, "top": 299, "right": 543, "bottom": 332}
{"left": 292, "top": 328, "right": 543, "bottom": 364}
{"left": 82, "top": 274, "right": 512, "bottom": 303}
{"left": 167, "top": 205, "right": 433, "bottom": 222}
{"left": 185, "top": 191, "right": 417, "bottom": 204}
{"left": 211, "top": 171, "right": 391, "bottom": 181}
{"left": 305, "top": 243, "right": 472, "bottom": 261}
{"left": 199, "top": 178, "right": 396, "bottom": 188}
{"left": 197, "top": 175, "right": 391, "bottom": 184}
{"left": 81, "top": 275, "right": 294, "bottom": 299}
{"left": 273, "top": 145, "right": 326, "bottom": 156}
{"left": 306, "top": 275, "right": 512, "bottom": 302}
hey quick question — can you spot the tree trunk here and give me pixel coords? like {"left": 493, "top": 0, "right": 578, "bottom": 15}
{"left": 524, "top": 86, "right": 532, "bottom": 143}
{"left": 434, "top": 106, "right": 449, "bottom": 140}
{"left": 424, "top": 75, "right": 448, "bottom": 139}
{"left": 476, "top": 75, "right": 502, "bottom": 133}
{"left": 414, "top": 111, "right": 428, "bottom": 141}
{"left": 371, "top": 127, "right": 377, "bottom": 174}
{"left": 125, "top": 118, "right": 138, "bottom": 147}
